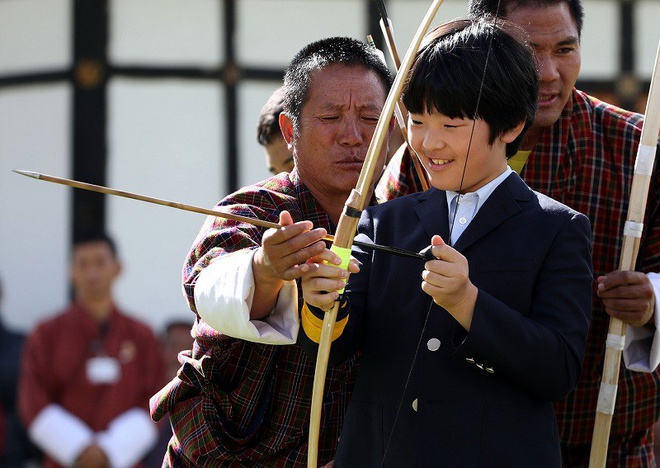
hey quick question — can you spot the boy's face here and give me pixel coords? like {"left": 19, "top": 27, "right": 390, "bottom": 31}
{"left": 408, "top": 111, "right": 522, "bottom": 193}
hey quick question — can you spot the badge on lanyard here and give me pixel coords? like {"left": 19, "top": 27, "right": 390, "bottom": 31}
{"left": 86, "top": 356, "right": 121, "bottom": 384}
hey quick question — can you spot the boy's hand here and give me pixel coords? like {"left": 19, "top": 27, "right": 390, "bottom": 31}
{"left": 302, "top": 248, "right": 359, "bottom": 310}
{"left": 421, "top": 235, "right": 477, "bottom": 330}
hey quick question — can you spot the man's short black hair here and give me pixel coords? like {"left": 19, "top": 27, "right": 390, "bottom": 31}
{"left": 162, "top": 319, "right": 192, "bottom": 340}
{"left": 283, "top": 37, "right": 393, "bottom": 132}
{"left": 468, "top": 0, "right": 584, "bottom": 37}
{"left": 73, "top": 230, "right": 118, "bottom": 258}
{"left": 257, "top": 86, "right": 286, "bottom": 146}
{"left": 402, "top": 18, "right": 539, "bottom": 158}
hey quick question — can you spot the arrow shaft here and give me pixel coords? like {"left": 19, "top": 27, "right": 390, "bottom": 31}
{"left": 13, "top": 170, "right": 428, "bottom": 259}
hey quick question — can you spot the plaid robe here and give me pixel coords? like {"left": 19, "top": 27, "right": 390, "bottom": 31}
{"left": 21, "top": 304, "right": 164, "bottom": 468}
{"left": 376, "top": 88, "right": 660, "bottom": 466}
{"left": 150, "top": 170, "right": 359, "bottom": 467}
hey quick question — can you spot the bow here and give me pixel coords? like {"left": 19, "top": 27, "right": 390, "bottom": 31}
{"left": 375, "top": 0, "right": 430, "bottom": 191}
{"left": 589, "top": 38, "right": 660, "bottom": 467}
{"left": 306, "top": 1, "right": 445, "bottom": 466}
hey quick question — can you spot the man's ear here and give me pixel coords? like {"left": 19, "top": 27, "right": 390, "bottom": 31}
{"left": 500, "top": 120, "right": 526, "bottom": 144}
{"left": 114, "top": 260, "right": 122, "bottom": 279}
{"left": 279, "top": 112, "right": 295, "bottom": 149}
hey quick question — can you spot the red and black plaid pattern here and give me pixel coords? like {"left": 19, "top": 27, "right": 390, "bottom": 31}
{"left": 378, "top": 89, "right": 660, "bottom": 466}
{"left": 150, "top": 170, "right": 359, "bottom": 467}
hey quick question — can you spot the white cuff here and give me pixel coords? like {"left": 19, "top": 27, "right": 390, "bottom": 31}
{"left": 194, "top": 249, "right": 299, "bottom": 344}
{"left": 28, "top": 404, "right": 94, "bottom": 466}
{"left": 96, "top": 408, "right": 158, "bottom": 468}
{"left": 623, "top": 272, "right": 660, "bottom": 372}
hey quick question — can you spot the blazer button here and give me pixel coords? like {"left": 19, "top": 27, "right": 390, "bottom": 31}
{"left": 412, "top": 398, "right": 418, "bottom": 412}
{"left": 427, "top": 338, "right": 441, "bottom": 351}
{"left": 485, "top": 366, "right": 495, "bottom": 374}
{"left": 465, "top": 357, "right": 475, "bottom": 364}
{"left": 476, "top": 363, "right": 485, "bottom": 370}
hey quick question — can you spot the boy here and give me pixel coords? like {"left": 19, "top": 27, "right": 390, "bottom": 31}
{"left": 301, "top": 19, "right": 593, "bottom": 466}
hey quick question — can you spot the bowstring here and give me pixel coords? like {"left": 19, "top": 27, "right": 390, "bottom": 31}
{"left": 380, "top": 4, "right": 501, "bottom": 465}
{"left": 448, "top": 7, "right": 501, "bottom": 246}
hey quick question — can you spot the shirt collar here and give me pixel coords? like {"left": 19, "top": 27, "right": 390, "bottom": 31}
{"left": 445, "top": 166, "right": 513, "bottom": 213}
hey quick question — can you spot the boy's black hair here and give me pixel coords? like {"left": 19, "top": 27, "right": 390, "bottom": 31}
{"left": 283, "top": 37, "right": 393, "bottom": 133}
{"left": 468, "top": 0, "right": 584, "bottom": 38}
{"left": 402, "top": 18, "right": 539, "bottom": 157}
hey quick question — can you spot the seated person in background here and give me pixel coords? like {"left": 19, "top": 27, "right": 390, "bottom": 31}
{"left": 143, "top": 320, "right": 193, "bottom": 468}
{"left": 160, "top": 320, "right": 194, "bottom": 381}
{"left": 301, "top": 19, "right": 593, "bottom": 466}
{"left": 0, "top": 276, "right": 40, "bottom": 466}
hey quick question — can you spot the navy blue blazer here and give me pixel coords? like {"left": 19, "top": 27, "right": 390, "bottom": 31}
{"left": 316, "top": 173, "right": 593, "bottom": 467}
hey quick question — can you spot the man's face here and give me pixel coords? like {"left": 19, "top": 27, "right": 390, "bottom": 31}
{"left": 506, "top": 2, "right": 581, "bottom": 131}
{"left": 70, "top": 241, "right": 120, "bottom": 302}
{"left": 282, "top": 64, "right": 389, "bottom": 200}
{"left": 265, "top": 136, "right": 294, "bottom": 175}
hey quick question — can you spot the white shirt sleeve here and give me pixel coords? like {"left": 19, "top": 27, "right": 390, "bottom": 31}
{"left": 623, "top": 272, "right": 660, "bottom": 372}
{"left": 96, "top": 408, "right": 158, "bottom": 468}
{"left": 28, "top": 404, "right": 94, "bottom": 466}
{"left": 194, "top": 248, "right": 299, "bottom": 344}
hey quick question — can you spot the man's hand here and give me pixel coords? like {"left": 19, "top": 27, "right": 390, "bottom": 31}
{"left": 597, "top": 270, "right": 655, "bottom": 328}
{"left": 421, "top": 235, "right": 477, "bottom": 331}
{"left": 251, "top": 211, "right": 328, "bottom": 318}
{"left": 74, "top": 444, "right": 109, "bottom": 468}
{"left": 254, "top": 210, "right": 328, "bottom": 283}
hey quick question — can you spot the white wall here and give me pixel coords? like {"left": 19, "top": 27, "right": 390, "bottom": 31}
{"left": 1, "top": 0, "right": 659, "bottom": 334}
{"left": 0, "top": 0, "right": 72, "bottom": 332}
{"left": 0, "top": 84, "right": 71, "bottom": 331}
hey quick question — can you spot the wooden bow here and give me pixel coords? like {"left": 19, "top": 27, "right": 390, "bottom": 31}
{"left": 375, "top": 0, "right": 430, "bottom": 191}
{"left": 306, "top": 1, "right": 444, "bottom": 466}
{"left": 589, "top": 38, "right": 660, "bottom": 467}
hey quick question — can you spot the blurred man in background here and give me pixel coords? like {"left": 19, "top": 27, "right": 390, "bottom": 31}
{"left": 19, "top": 232, "right": 164, "bottom": 468}
{"left": 257, "top": 85, "right": 294, "bottom": 175}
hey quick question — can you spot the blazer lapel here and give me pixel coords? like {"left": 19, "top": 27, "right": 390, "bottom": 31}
{"left": 453, "top": 173, "right": 532, "bottom": 251}
{"left": 415, "top": 188, "right": 451, "bottom": 243}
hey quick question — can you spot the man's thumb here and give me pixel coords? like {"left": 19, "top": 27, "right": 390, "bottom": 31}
{"left": 279, "top": 210, "right": 294, "bottom": 226}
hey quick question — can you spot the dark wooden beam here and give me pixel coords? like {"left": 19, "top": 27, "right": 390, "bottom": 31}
{"left": 72, "top": 0, "right": 108, "bottom": 241}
